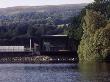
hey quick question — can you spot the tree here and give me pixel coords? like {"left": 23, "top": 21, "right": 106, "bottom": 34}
{"left": 86, "top": 0, "right": 110, "bottom": 19}
{"left": 78, "top": 0, "right": 110, "bottom": 61}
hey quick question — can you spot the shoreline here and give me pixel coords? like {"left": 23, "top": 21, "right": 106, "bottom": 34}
{"left": 0, "top": 56, "right": 78, "bottom": 64}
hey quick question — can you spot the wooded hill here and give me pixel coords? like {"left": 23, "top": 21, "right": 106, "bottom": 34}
{"left": 0, "top": 4, "right": 87, "bottom": 39}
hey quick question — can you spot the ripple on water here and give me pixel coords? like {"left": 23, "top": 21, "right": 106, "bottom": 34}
{"left": 0, "top": 64, "right": 81, "bottom": 82}
{"left": 0, "top": 63, "right": 110, "bottom": 82}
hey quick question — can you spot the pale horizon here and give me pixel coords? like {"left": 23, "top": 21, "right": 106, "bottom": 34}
{"left": 0, "top": 0, "right": 94, "bottom": 8}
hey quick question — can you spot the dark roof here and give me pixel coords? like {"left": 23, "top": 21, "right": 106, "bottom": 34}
{"left": 41, "top": 35, "right": 68, "bottom": 38}
{"left": 42, "top": 35, "right": 67, "bottom": 36}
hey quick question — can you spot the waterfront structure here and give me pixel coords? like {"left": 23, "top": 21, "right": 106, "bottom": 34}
{"left": 0, "top": 35, "right": 78, "bottom": 58}
{"left": 40, "top": 35, "right": 75, "bottom": 52}
{"left": 39, "top": 35, "right": 78, "bottom": 59}
{"left": 0, "top": 46, "right": 25, "bottom": 52}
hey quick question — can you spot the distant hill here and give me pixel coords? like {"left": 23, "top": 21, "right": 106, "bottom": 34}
{"left": 0, "top": 4, "right": 87, "bottom": 39}
{"left": 0, "top": 4, "right": 87, "bottom": 15}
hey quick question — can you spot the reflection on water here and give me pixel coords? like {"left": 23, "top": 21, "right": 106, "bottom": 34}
{"left": 0, "top": 63, "right": 110, "bottom": 82}
{"left": 79, "top": 62, "right": 110, "bottom": 82}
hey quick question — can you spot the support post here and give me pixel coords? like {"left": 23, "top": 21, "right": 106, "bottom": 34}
{"left": 30, "top": 38, "right": 32, "bottom": 51}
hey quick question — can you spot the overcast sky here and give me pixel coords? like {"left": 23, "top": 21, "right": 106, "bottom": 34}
{"left": 0, "top": 0, "right": 94, "bottom": 8}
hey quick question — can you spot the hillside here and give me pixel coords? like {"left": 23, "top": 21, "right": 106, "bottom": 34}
{"left": 0, "top": 4, "right": 87, "bottom": 15}
{"left": 0, "top": 4, "right": 87, "bottom": 39}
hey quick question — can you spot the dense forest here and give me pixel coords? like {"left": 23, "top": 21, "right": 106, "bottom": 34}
{"left": 0, "top": 4, "right": 87, "bottom": 39}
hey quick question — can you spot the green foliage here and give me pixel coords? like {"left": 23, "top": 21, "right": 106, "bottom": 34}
{"left": 0, "top": 17, "right": 63, "bottom": 39}
{"left": 86, "top": 0, "right": 110, "bottom": 19}
{"left": 78, "top": 10, "right": 110, "bottom": 61}
{"left": 0, "top": 4, "right": 86, "bottom": 39}
{"left": 64, "top": 15, "right": 83, "bottom": 41}
{"left": 77, "top": 0, "right": 110, "bottom": 62}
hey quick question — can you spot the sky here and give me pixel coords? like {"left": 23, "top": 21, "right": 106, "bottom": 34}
{"left": 0, "top": 0, "right": 94, "bottom": 8}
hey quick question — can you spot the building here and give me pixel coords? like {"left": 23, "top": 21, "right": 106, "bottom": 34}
{"left": 40, "top": 35, "right": 75, "bottom": 52}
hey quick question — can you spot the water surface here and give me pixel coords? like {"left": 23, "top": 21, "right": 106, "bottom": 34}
{"left": 0, "top": 63, "right": 110, "bottom": 82}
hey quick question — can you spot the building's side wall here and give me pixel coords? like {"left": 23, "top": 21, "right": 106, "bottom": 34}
{"left": 0, "top": 46, "right": 24, "bottom": 52}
